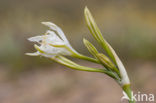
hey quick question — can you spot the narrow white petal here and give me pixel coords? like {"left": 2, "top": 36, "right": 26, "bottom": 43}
{"left": 46, "top": 30, "right": 56, "bottom": 36}
{"left": 25, "top": 52, "right": 40, "bottom": 56}
{"left": 50, "top": 42, "right": 65, "bottom": 46}
{"left": 38, "top": 44, "right": 71, "bottom": 57}
{"left": 41, "top": 53, "right": 55, "bottom": 58}
{"left": 28, "top": 36, "right": 43, "bottom": 43}
{"left": 45, "top": 30, "right": 64, "bottom": 44}
{"left": 27, "top": 22, "right": 78, "bottom": 58}
{"left": 41, "top": 22, "right": 79, "bottom": 54}
{"left": 41, "top": 22, "right": 69, "bottom": 44}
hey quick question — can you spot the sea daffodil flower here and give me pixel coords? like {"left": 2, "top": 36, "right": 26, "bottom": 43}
{"left": 26, "top": 22, "right": 98, "bottom": 63}
{"left": 26, "top": 22, "right": 78, "bottom": 58}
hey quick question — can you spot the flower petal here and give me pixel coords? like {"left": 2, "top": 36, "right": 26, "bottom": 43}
{"left": 44, "top": 30, "right": 65, "bottom": 45}
{"left": 25, "top": 52, "right": 40, "bottom": 56}
{"left": 28, "top": 36, "right": 43, "bottom": 43}
{"left": 41, "top": 22, "right": 69, "bottom": 44}
{"left": 41, "top": 22, "right": 78, "bottom": 53}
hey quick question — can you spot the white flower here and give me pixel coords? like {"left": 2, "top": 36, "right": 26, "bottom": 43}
{"left": 26, "top": 22, "right": 78, "bottom": 58}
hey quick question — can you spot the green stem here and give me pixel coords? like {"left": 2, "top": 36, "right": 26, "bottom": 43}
{"left": 122, "top": 84, "right": 136, "bottom": 103}
{"left": 74, "top": 54, "right": 100, "bottom": 64}
{"left": 51, "top": 44, "right": 99, "bottom": 64}
{"left": 52, "top": 56, "right": 120, "bottom": 80}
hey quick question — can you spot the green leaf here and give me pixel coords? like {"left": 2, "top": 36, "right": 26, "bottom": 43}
{"left": 84, "top": 7, "right": 116, "bottom": 65}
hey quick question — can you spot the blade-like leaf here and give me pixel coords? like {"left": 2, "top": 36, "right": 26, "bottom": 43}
{"left": 84, "top": 7, "right": 116, "bottom": 65}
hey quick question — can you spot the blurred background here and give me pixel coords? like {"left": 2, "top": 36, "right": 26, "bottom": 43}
{"left": 0, "top": 0, "right": 156, "bottom": 103}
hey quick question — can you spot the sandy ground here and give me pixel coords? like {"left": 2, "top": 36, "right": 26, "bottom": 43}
{"left": 0, "top": 61, "right": 155, "bottom": 103}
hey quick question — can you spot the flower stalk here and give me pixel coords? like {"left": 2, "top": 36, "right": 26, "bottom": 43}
{"left": 53, "top": 56, "right": 118, "bottom": 79}
{"left": 123, "top": 84, "right": 135, "bottom": 103}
